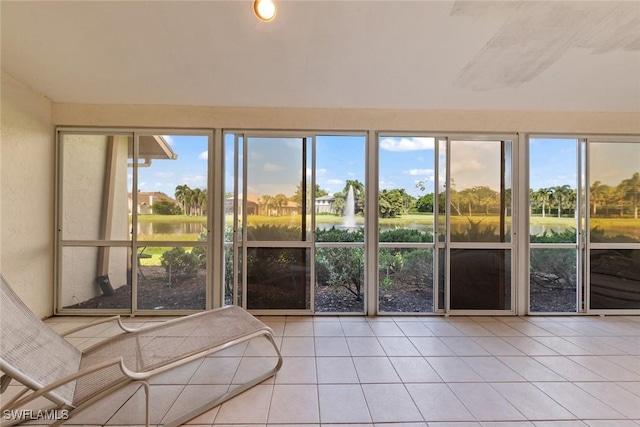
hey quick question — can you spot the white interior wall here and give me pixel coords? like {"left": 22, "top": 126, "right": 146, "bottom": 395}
{"left": 53, "top": 104, "right": 640, "bottom": 135}
{"left": 1, "top": 71, "right": 54, "bottom": 318}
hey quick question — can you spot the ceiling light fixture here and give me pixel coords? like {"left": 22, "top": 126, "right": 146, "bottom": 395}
{"left": 254, "top": 0, "right": 277, "bottom": 22}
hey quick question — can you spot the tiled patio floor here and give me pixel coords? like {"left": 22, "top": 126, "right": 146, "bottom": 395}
{"left": 7, "top": 314, "right": 640, "bottom": 426}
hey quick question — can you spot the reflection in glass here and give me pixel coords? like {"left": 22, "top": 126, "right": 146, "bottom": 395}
{"left": 449, "top": 140, "right": 512, "bottom": 242}
{"left": 62, "top": 134, "right": 132, "bottom": 241}
{"left": 379, "top": 248, "right": 433, "bottom": 313}
{"left": 61, "top": 246, "right": 131, "bottom": 310}
{"left": 247, "top": 247, "right": 310, "bottom": 310}
{"left": 137, "top": 135, "right": 208, "bottom": 242}
{"left": 315, "top": 135, "right": 366, "bottom": 243}
{"left": 590, "top": 249, "right": 640, "bottom": 309}
{"left": 530, "top": 248, "right": 577, "bottom": 312}
{"left": 450, "top": 249, "right": 511, "bottom": 310}
{"left": 137, "top": 245, "right": 206, "bottom": 310}
{"left": 589, "top": 142, "right": 640, "bottom": 243}
{"left": 438, "top": 138, "right": 447, "bottom": 239}
{"left": 246, "top": 137, "right": 305, "bottom": 240}
{"left": 315, "top": 247, "right": 364, "bottom": 313}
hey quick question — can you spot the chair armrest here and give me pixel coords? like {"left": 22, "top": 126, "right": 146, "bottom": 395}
{"left": 1, "top": 357, "right": 128, "bottom": 412}
{"left": 61, "top": 316, "right": 143, "bottom": 337}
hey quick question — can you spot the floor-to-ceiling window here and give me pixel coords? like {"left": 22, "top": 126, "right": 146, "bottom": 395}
{"left": 528, "top": 138, "right": 580, "bottom": 313}
{"left": 446, "top": 138, "right": 515, "bottom": 313}
{"left": 56, "top": 131, "right": 211, "bottom": 314}
{"left": 588, "top": 140, "right": 640, "bottom": 312}
{"left": 528, "top": 136, "right": 640, "bottom": 314}
{"left": 57, "top": 128, "right": 638, "bottom": 316}
{"left": 377, "top": 135, "right": 438, "bottom": 313}
{"left": 224, "top": 132, "right": 366, "bottom": 314}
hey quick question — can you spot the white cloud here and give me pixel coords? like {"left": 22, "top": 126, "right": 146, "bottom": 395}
{"left": 407, "top": 168, "right": 434, "bottom": 176}
{"left": 264, "top": 163, "right": 284, "bottom": 172}
{"left": 161, "top": 135, "right": 175, "bottom": 146}
{"left": 199, "top": 151, "right": 208, "bottom": 160}
{"left": 183, "top": 174, "right": 207, "bottom": 186}
{"left": 316, "top": 168, "right": 327, "bottom": 176}
{"left": 327, "top": 179, "right": 344, "bottom": 185}
{"left": 155, "top": 171, "right": 174, "bottom": 178}
{"left": 380, "top": 137, "right": 435, "bottom": 152}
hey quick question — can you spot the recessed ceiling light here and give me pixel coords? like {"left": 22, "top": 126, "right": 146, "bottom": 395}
{"left": 254, "top": 0, "right": 277, "bottom": 22}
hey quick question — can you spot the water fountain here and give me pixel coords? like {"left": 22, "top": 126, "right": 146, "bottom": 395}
{"left": 343, "top": 185, "right": 356, "bottom": 227}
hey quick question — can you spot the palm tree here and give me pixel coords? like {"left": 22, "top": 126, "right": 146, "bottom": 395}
{"left": 274, "top": 193, "right": 289, "bottom": 216}
{"left": 174, "top": 184, "right": 189, "bottom": 215}
{"left": 534, "top": 188, "right": 552, "bottom": 218}
{"left": 620, "top": 172, "right": 640, "bottom": 219}
{"left": 551, "top": 185, "right": 572, "bottom": 217}
{"left": 259, "top": 195, "right": 273, "bottom": 216}
{"left": 590, "top": 181, "right": 607, "bottom": 216}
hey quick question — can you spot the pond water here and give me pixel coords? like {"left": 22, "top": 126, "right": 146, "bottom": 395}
{"left": 137, "top": 220, "right": 639, "bottom": 241}
{"left": 138, "top": 222, "right": 205, "bottom": 236}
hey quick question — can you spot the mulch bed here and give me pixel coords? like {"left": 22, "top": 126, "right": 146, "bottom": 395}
{"left": 68, "top": 266, "right": 571, "bottom": 313}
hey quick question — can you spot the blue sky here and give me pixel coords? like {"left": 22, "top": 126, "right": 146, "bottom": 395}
{"left": 135, "top": 134, "right": 637, "bottom": 200}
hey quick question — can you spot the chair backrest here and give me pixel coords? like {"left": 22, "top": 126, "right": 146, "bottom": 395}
{"left": 0, "top": 275, "right": 81, "bottom": 405}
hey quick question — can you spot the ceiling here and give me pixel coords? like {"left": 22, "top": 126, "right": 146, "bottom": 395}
{"left": 2, "top": 1, "right": 639, "bottom": 112}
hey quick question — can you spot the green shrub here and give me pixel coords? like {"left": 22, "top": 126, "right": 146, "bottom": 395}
{"left": 160, "top": 247, "right": 199, "bottom": 279}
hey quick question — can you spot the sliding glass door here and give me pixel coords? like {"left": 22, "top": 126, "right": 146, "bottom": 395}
{"left": 447, "top": 138, "right": 514, "bottom": 312}
{"left": 57, "top": 131, "right": 211, "bottom": 314}
{"left": 224, "top": 132, "right": 366, "bottom": 314}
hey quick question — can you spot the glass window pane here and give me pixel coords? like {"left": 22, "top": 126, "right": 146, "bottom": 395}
{"left": 449, "top": 140, "right": 512, "bottom": 243}
{"left": 530, "top": 248, "right": 577, "bottom": 312}
{"left": 247, "top": 247, "right": 310, "bottom": 310}
{"left": 437, "top": 138, "right": 447, "bottom": 240}
{"left": 62, "top": 134, "right": 132, "bottom": 241}
{"left": 136, "top": 245, "right": 206, "bottom": 310}
{"left": 137, "top": 135, "right": 208, "bottom": 242}
{"left": 246, "top": 137, "right": 305, "bottom": 241}
{"left": 450, "top": 249, "right": 511, "bottom": 310}
{"left": 315, "top": 246, "right": 364, "bottom": 313}
{"left": 589, "top": 142, "right": 640, "bottom": 243}
{"left": 378, "top": 136, "right": 435, "bottom": 243}
{"left": 379, "top": 248, "right": 434, "bottom": 313}
{"left": 315, "top": 135, "right": 366, "bottom": 243}
{"left": 529, "top": 138, "right": 578, "bottom": 242}
{"left": 60, "top": 246, "right": 131, "bottom": 310}
{"left": 590, "top": 249, "right": 640, "bottom": 309}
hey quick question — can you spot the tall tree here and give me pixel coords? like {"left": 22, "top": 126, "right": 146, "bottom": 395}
{"left": 590, "top": 181, "right": 607, "bottom": 216}
{"left": 274, "top": 193, "right": 289, "bottom": 216}
{"left": 534, "top": 188, "right": 552, "bottom": 218}
{"left": 174, "top": 184, "right": 189, "bottom": 215}
{"left": 551, "top": 185, "right": 572, "bottom": 217}
{"left": 620, "top": 172, "right": 640, "bottom": 219}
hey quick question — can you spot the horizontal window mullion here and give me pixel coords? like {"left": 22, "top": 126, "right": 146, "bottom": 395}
{"left": 530, "top": 243, "right": 578, "bottom": 249}
{"left": 379, "top": 242, "right": 435, "bottom": 249}
{"left": 315, "top": 242, "right": 365, "bottom": 248}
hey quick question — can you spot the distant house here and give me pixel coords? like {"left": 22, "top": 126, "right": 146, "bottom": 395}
{"left": 315, "top": 195, "right": 336, "bottom": 214}
{"left": 128, "top": 192, "right": 178, "bottom": 214}
{"left": 224, "top": 195, "right": 258, "bottom": 216}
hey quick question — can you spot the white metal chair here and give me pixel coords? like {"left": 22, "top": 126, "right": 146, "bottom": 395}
{"left": 0, "top": 274, "right": 282, "bottom": 426}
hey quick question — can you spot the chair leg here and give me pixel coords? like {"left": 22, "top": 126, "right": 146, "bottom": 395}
{"left": 141, "top": 381, "right": 150, "bottom": 427}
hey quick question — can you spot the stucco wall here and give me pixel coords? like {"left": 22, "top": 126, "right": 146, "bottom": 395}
{"left": 1, "top": 71, "right": 54, "bottom": 318}
{"left": 59, "top": 134, "right": 129, "bottom": 307}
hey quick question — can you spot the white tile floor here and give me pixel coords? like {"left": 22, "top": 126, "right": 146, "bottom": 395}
{"left": 6, "top": 315, "right": 640, "bottom": 426}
